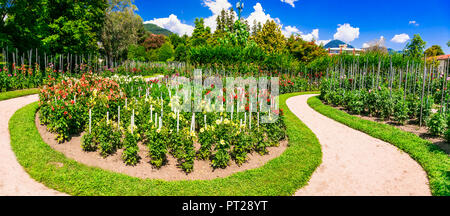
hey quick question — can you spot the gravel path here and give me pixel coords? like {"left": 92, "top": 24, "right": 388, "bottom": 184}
{"left": 0, "top": 94, "right": 66, "bottom": 196}
{"left": 287, "top": 94, "right": 431, "bottom": 196}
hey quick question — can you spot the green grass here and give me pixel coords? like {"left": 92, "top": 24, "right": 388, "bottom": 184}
{"left": 308, "top": 96, "right": 450, "bottom": 196}
{"left": 0, "top": 89, "right": 39, "bottom": 101}
{"left": 9, "top": 92, "right": 321, "bottom": 196}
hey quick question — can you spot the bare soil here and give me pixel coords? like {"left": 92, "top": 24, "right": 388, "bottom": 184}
{"left": 36, "top": 113, "right": 288, "bottom": 181}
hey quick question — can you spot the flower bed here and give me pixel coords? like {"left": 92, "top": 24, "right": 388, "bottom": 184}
{"left": 38, "top": 73, "right": 286, "bottom": 173}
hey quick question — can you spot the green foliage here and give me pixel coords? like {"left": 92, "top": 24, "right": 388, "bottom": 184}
{"left": 145, "top": 129, "right": 168, "bottom": 168}
{"left": 427, "top": 112, "right": 447, "bottom": 136}
{"left": 424, "top": 45, "right": 445, "bottom": 57}
{"left": 404, "top": 34, "right": 426, "bottom": 58}
{"left": 287, "top": 36, "right": 327, "bottom": 63}
{"left": 190, "top": 18, "right": 211, "bottom": 47}
{"left": 122, "top": 132, "right": 140, "bottom": 166}
{"left": 158, "top": 42, "right": 174, "bottom": 62}
{"left": 101, "top": 1, "right": 145, "bottom": 60}
{"left": 393, "top": 99, "right": 409, "bottom": 125}
{"left": 174, "top": 44, "right": 187, "bottom": 62}
{"left": 253, "top": 20, "right": 286, "bottom": 53}
{"left": 127, "top": 44, "right": 147, "bottom": 62}
{"left": 444, "top": 129, "right": 450, "bottom": 143}
{"left": 4, "top": 0, "right": 107, "bottom": 54}
{"left": 197, "top": 126, "right": 214, "bottom": 160}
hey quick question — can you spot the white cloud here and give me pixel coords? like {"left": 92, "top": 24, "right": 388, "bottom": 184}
{"left": 409, "top": 20, "right": 419, "bottom": 26}
{"left": 282, "top": 26, "right": 329, "bottom": 45}
{"left": 281, "top": 0, "right": 299, "bottom": 8}
{"left": 316, "top": 39, "right": 331, "bottom": 46}
{"left": 363, "top": 36, "right": 386, "bottom": 48}
{"left": 300, "top": 29, "right": 319, "bottom": 42}
{"left": 333, "top": 23, "right": 360, "bottom": 43}
{"left": 282, "top": 26, "right": 301, "bottom": 37}
{"left": 246, "top": 3, "right": 279, "bottom": 28}
{"left": 202, "top": 0, "right": 234, "bottom": 32}
{"left": 144, "top": 14, "right": 195, "bottom": 36}
{"left": 391, "top": 33, "right": 410, "bottom": 43}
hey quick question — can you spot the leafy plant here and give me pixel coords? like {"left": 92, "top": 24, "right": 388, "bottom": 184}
{"left": 122, "top": 132, "right": 141, "bottom": 166}
{"left": 394, "top": 100, "right": 409, "bottom": 125}
{"left": 427, "top": 112, "right": 447, "bottom": 136}
{"left": 146, "top": 129, "right": 168, "bottom": 168}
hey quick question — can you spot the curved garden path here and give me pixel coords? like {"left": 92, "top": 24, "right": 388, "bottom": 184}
{"left": 287, "top": 94, "right": 431, "bottom": 196}
{"left": 0, "top": 94, "right": 66, "bottom": 196}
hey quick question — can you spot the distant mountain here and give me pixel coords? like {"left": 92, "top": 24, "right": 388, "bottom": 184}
{"left": 324, "top": 40, "right": 354, "bottom": 49}
{"left": 144, "top": 23, "right": 173, "bottom": 36}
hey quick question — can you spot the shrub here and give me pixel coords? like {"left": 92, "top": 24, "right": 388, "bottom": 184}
{"left": 394, "top": 100, "right": 409, "bottom": 125}
{"left": 211, "top": 139, "right": 231, "bottom": 169}
{"left": 197, "top": 126, "right": 214, "bottom": 160}
{"left": 122, "top": 132, "right": 141, "bottom": 166}
{"left": 445, "top": 129, "right": 450, "bottom": 143}
{"left": 427, "top": 112, "right": 447, "bottom": 136}
{"left": 146, "top": 129, "right": 167, "bottom": 168}
{"left": 81, "top": 132, "right": 97, "bottom": 152}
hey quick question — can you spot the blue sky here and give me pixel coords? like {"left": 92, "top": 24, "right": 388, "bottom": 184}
{"left": 135, "top": 0, "right": 450, "bottom": 53}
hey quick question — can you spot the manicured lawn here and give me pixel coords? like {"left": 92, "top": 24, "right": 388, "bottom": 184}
{"left": 0, "top": 89, "right": 39, "bottom": 101}
{"left": 308, "top": 96, "right": 450, "bottom": 196}
{"left": 9, "top": 92, "right": 321, "bottom": 196}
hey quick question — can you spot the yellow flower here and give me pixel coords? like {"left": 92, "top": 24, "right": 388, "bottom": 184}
{"left": 200, "top": 128, "right": 205, "bottom": 133}
{"left": 220, "top": 139, "right": 225, "bottom": 145}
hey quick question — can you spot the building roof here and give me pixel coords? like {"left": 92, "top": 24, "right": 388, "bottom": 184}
{"left": 435, "top": 54, "right": 450, "bottom": 60}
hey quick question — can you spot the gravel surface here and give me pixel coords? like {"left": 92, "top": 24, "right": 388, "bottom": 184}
{"left": 287, "top": 94, "right": 431, "bottom": 196}
{"left": 0, "top": 94, "right": 66, "bottom": 196}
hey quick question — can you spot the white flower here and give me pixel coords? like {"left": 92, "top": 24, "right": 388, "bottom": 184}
{"left": 223, "top": 119, "right": 230, "bottom": 125}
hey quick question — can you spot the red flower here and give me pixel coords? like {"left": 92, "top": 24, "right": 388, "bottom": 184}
{"left": 63, "top": 111, "right": 68, "bottom": 115}
{"left": 51, "top": 106, "right": 55, "bottom": 111}
{"left": 71, "top": 100, "right": 75, "bottom": 105}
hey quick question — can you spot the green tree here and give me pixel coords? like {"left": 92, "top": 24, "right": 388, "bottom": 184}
{"left": 253, "top": 20, "right": 286, "bottom": 53}
{"left": 158, "top": 42, "right": 174, "bottom": 62}
{"left": 174, "top": 44, "right": 187, "bottom": 62}
{"left": 190, "top": 18, "right": 211, "bottom": 47}
{"left": 2, "top": 0, "right": 107, "bottom": 54}
{"left": 101, "top": 0, "right": 145, "bottom": 60}
{"left": 424, "top": 45, "right": 444, "bottom": 57}
{"left": 287, "top": 36, "right": 327, "bottom": 63}
{"left": 447, "top": 40, "right": 450, "bottom": 47}
{"left": 404, "top": 34, "right": 426, "bottom": 58}
{"left": 127, "top": 44, "right": 147, "bottom": 61}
